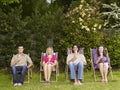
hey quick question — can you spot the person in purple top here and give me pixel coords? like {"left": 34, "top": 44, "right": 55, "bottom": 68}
{"left": 94, "top": 45, "right": 110, "bottom": 83}
{"left": 42, "top": 47, "right": 57, "bottom": 83}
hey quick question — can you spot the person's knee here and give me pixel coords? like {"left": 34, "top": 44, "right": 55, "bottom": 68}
{"left": 104, "top": 63, "right": 109, "bottom": 68}
{"left": 23, "top": 66, "right": 27, "bottom": 69}
{"left": 11, "top": 66, "right": 16, "bottom": 73}
{"left": 11, "top": 66, "right": 15, "bottom": 69}
{"left": 78, "top": 61, "right": 84, "bottom": 66}
{"left": 22, "top": 66, "right": 27, "bottom": 72}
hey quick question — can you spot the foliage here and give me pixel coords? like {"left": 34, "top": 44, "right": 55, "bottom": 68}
{"left": 0, "top": 0, "right": 20, "bottom": 5}
{"left": 102, "top": 3, "right": 120, "bottom": 29}
{"left": 0, "top": 5, "right": 31, "bottom": 67}
{"left": 0, "top": 0, "right": 64, "bottom": 68}
{"left": 102, "top": 2, "right": 120, "bottom": 67}
{"left": 54, "top": 0, "right": 107, "bottom": 69}
{"left": 103, "top": 33, "right": 120, "bottom": 68}
{"left": 0, "top": 0, "right": 120, "bottom": 70}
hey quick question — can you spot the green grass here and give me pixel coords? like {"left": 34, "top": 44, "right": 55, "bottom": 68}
{"left": 0, "top": 69, "right": 120, "bottom": 90}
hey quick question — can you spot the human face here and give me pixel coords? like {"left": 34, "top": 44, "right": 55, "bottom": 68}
{"left": 18, "top": 46, "right": 24, "bottom": 54}
{"left": 47, "top": 48, "right": 53, "bottom": 55}
{"left": 99, "top": 46, "right": 104, "bottom": 53}
{"left": 73, "top": 45, "right": 78, "bottom": 53}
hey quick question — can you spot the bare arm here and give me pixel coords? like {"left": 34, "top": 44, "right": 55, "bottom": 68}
{"left": 96, "top": 56, "right": 102, "bottom": 64}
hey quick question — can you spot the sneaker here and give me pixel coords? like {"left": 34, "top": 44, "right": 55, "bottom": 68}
{"left": 14, "top": 83, "right": 18, "bottom": 86}
{"left": 17, "top": 83, "right": 22, "bottom": 86}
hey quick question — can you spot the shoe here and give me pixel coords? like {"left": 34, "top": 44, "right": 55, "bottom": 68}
{"left": 14, "top": 83, "right": 18, "bottom": 86}
{"left": 17, "top": 83, "right": 22, "bottom": 86}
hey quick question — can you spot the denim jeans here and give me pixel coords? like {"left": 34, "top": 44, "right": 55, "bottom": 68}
{"left": 68, "top": 61, "right": 84, "bottom": 80}
{"left": 11, "top": 66, "right": 27, "bottom": 84}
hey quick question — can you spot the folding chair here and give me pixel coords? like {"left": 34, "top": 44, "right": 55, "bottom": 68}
{"left": 11, "top": 54, "right": 33, "bottom": 83}
{"left": 90, "top": 48, "right": 113, "bottom": 81}
{"left": 65, "top": 48, "right": 84, "bottom": 81}
{"left": 40, "top": 52, "right": 59, "bottom": 82}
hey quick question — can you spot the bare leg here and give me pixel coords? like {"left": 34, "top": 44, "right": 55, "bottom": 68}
{"left": 103, "top": 63, "right": 108, "bottom": 82}
{"left": 47, "top": 64, "right": 52, "bottom": 82}
{"left": 74, "top": 78, "right": 78, "bottom": 85}
{"left": 98, "top": 63, "right": 104, "bottom": 82}
{"left": 43, "top": 63, "right": 48, "bottom": 81}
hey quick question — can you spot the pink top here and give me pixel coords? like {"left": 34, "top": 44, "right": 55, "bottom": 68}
{"left": 42, "top": 55, "right": 57, "bottom": 63}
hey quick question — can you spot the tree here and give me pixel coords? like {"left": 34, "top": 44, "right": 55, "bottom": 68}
{"left": 0, "top": 0, "right": 20, "bottom": 5}
{"left": 102, "top": 3, "right": 120, "bottom": 31}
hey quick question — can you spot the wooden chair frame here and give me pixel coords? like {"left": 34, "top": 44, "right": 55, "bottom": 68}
{"left": 90, "top": 48, "right": 113, "bottom": 82}
{"left": 40, "top": 52, "right": 59, "bottom": 82}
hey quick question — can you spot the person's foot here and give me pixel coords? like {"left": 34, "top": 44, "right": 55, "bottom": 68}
{"left": 77, "top": 80, "right": 82, "bottom": 85}
{"left": 104, "top": 79, "right": 108, "bottom": 83}
{"left": 101, "top": 79, "right": 104, "bottom": 83}
{"left": 44, "top": 80, "right": 50, "bottom": 84}
{"left": 74, "top": 81, "right": 78, "bottom": 85}
{"left": 17, "top": 83, "right": 22, "bottom": 86}
{"left": 14, "top": 83, "right": 18, "bottom": 86}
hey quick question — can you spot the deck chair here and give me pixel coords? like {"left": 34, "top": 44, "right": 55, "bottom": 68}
{"left": 65, "top": 48, "right": 84, "bottom": 81}
{"left": 90, "top": 48, "right": 113, "bottom": 81}
{"left": 40, "top": 52, "right": 59, "bottom": 82}
{"left": 11, "top": 54, "right": 33, "bottom": 83}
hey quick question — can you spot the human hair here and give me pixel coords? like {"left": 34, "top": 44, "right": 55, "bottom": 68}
{"left": 97, "top": 45, "right": 107, "bottom": 57}
{"left": 72, "top": 44, "right": 79, "bottom": 53}
{"left": 46, "top": 47, "right": 54, "bottom": 55}
{"left": 18, "top": 44, "right": 24, "bottom": 49}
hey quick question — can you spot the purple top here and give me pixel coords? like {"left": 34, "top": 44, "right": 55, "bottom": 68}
{"left": 42, "top": 55, "right": 57, "bottom": 63}
{"left": 92, "top": 49, "right": 110, "bottom": 69}
{"left": 94, "top": 54, "right": 110, "bottom": 64}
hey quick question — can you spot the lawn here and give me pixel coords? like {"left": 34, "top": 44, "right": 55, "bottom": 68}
{"left": 0, "top": 69, "right": 120, "bottom": 90}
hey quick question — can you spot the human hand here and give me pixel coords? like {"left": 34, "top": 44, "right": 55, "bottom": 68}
{"left": 47, "top": 62, "right": 53, "bottom": 65}
{"left": 72, "top": 55, "right": 77, "bottom": 62}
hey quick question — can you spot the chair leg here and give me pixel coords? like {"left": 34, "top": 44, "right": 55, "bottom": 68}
{"left": 27, "top": 69, "right": 30, "bottom": 83}
{"left": 56, "top": 70, "right": 57, "bottom": 82}
{"left": 110, "top": 69, "right": 113, "bottom": 80}
{"left": 66, "top": 66, "right": 68, "bottom": 81}
{"left": 92, "top": 68, "right": 96, "bottom": 82}
{"left": 40, "top": 71, "right": 41, "bottom": 82}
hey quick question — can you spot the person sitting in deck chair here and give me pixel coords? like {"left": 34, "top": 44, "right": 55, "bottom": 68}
{"left": 66, "top": 45, "right": 86, "bottom": 85}
{"left": 94, "top": 45, "right": 110, "bottom": 83}
{"left": 42, "top": 47, "right": 57, "bottom": 83}
{"left": 11, "top": 45, "right": 33, "bottom": 86}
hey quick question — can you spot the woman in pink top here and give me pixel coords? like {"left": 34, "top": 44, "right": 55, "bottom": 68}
{"left": 42, "top": 47, "right": 57, "bottom": 83}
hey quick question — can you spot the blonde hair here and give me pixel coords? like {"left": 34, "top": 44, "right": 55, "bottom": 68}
{"left": 46, "top": 47, "right": 54, "bottom": 55}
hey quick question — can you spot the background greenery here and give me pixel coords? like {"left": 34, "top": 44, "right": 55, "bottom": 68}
{"left": 0, "top": 0, "right": 120, "bottom": 71}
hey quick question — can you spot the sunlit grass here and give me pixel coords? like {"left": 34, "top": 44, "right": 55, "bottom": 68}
{"left": 0, "top": 69, "right": 120, "bottom": 90}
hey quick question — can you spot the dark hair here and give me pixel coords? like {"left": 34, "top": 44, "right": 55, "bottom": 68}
{"left": 97, "top": 45, "right": 107, "bottom": 57}
{"left": 18, "top": 44, "right": 24, "bottom": 48}
{"left": 72, "top": 44, "right": 79, "bottom": 53}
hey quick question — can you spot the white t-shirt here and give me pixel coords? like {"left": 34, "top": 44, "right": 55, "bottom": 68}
{"left": 66, "top": 53, "right": 86, "bottom": 65}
